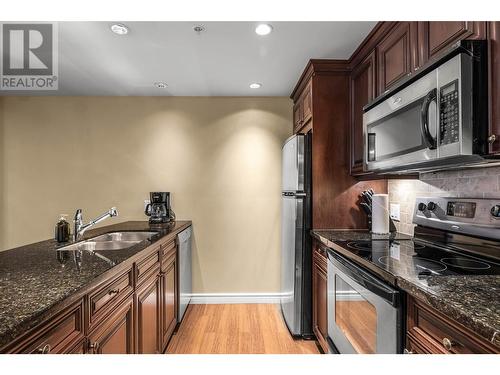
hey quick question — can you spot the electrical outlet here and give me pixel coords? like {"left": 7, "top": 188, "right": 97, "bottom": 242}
{"left": 390, "top": 203, "right": 401, "bottom": 221}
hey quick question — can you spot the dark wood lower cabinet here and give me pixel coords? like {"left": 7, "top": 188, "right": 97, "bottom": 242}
{"left": 88, "top": 295, "right": 135, "bottom": 354}
{"left": 136, "top": 274, "right": 162, "bottom": 354}
{"left": 406, "top": 296, "right": 499, "bottom": 354}
{"left": 161, "top": 250, "right": 177, "bottom": 352}
{"left": 312, "top": 241, "right": 329, "bottom": 353}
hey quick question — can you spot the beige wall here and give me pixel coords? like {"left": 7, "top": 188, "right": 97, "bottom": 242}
{"left": 0, "top": 96, "right": 292, "bottom": 294}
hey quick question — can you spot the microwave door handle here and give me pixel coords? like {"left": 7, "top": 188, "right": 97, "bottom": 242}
{"left": 420, "top": 88, "right": 438, "bottom": 150}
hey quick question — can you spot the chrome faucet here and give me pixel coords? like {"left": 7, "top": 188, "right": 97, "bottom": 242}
{"left": 74, "top": 207, "right": 118, "bottom": 241}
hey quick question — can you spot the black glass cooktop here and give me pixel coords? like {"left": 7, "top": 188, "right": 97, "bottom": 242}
{"left": 333, "top": 239, "right": 500, "bottom": 279}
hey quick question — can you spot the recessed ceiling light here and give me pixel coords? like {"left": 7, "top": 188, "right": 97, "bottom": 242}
{"left": 193, "top": 25, "right": 206, "bottom": 33}
{"left": 110, "top": 24, "right": 129, "bottom": 35}
{"left": 255, "top": 24, "right": 273, "bottom": 36}
{"left": 154, "top": 82, "right": 168, "bottom": 89}
{"left": 249, "top": 83, "right": 262, "bottom": 89}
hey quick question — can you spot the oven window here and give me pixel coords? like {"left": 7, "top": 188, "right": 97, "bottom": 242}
{"left": 335, "top": 275, "right": 377, "bottom": 353}
{"left": 366, "top": 97, "right": 436, "bottom": 161}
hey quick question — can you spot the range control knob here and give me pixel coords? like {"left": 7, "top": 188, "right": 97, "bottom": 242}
{"left": 427, "top": 201, "right": 438, "bottom": 211}
{"left": 418, "top": 203, "right": 427, "bottom": 211}
{"left": 491, "top": 205, "right": 500, "bottom": 218}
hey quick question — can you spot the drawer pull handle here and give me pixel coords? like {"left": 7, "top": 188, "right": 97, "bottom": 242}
{"left": 488, "top": 134, "right": 497, "bottom": 144}
{"left": 89, "top": 341, "right": 100, "bottom": 353}
{"left": 108, "top": 289, "right": 119, "bottom": 295}
{"left": 442, "top": 337, "right": 455, "bottom": 351}
{"left": 37, "top": 344, "right": 51, "bottom": 354}
{"left": 403, "top": 348, "right": 413, "bottom": 354}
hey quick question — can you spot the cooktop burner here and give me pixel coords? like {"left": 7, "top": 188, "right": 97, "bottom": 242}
{"left": 441, "top": 257, "right": 491, "bottom": 270}
{"left": 347, "top": 241, "right": 425, "bottom": 251}
{"left": 378, "top": 256, "right": 447, "bottom": 274}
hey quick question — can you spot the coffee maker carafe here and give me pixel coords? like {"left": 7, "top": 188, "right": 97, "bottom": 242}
{"left": 145, "top": 192, "right": 175, "bottom": 224}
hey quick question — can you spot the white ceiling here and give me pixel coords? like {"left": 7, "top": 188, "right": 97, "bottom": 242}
{"left": 1, "top": 21, "right": 376, "bottom": 96}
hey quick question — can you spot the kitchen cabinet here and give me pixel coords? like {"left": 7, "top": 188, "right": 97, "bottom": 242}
{"left": 350, "top": 51, "right": 376, "bottom": 175}
{"left": 377, "top": 22, "right": 418, "bottom": 95}
{"left": 87, "top": 296, "right": 135, "bottom": 354}
{"left": 293, "top": 81, "right": 312, "bottom": 134}
{"left": 1, "top": 225, "right": 187, "bottom": 354}
{"left": 312, "top": 240, "right": 329, "bottom": 353}
{"left": 406, "top": 296, "right": 498, "bottom": 354}
{"left": 4, "top": 299, "right": 85, "bottom": 354}
{"left": 418, "top": 21, "right": 486, "bottom": 64}
{"left": 136, "top": 274, "right": 162, "bottom": 354}
{"left": 488, "top": 21, "right": 500, "bottom": 154}
{"left": 160, "top": 241, "right": 177, "bottom": 351}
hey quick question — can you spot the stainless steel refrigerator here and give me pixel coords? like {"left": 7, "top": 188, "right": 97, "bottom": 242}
{"left": 280, "top": 133, "right": 312, "bottom": 338}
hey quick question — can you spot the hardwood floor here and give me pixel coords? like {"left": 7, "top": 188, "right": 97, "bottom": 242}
{"left": 166, "top": 304, "right": 321, "bottom": 354}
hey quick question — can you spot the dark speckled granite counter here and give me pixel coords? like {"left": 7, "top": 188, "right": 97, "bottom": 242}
{"left": 311, "top": 229, "right": 500, "bottom": 349}
{"left": 0, "top": 220, "right": 191, "bottom": 349}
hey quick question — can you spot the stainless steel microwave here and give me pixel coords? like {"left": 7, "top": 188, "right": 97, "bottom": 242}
{"left": 363, "top": 41, "right": 489, "bottom": 173}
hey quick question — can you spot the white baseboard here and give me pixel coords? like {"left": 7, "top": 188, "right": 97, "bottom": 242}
{"left": 190, "top": 292, "right": 282, "bottom": 304}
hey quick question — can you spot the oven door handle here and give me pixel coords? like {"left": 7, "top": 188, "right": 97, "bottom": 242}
{"left": 420, "top": 88, "right": 438, "bottom": 150}
{"left": 330, "top": 252, "right": 399, "bottom": 307}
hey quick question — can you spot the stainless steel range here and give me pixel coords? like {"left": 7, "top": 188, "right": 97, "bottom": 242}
{"left": 326, "top": 197, "right": 500, "bottom": 354}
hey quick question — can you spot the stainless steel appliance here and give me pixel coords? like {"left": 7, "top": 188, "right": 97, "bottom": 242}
{"left": 327, "top": 251, "right": 402, "bottom": 354}
{"left": 145, "top": 192, "right": 176, "bottom": 224}
{"left": 325, "top": 196, "right": 500, "bottom": 354}
{"left": 363, "top": 40, "right": 489, "bottom": 173}
{"left": 280, "top": 134, "right": 312, "bottom": 337}
{"left": 177, "top": 226, "right": 192, "bottom": 321}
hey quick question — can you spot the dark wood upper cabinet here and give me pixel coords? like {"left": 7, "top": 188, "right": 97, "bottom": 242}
{"left": 377, "top": 22, "right": 418, "bottom": 95}
{"left": 488, "top": 21, "right": 500, "bottom": 154}
{"left": 293, "top": 81, "right": 313, "bottom": 134}
{"left": 418, "top": 21, "right": 486, "bottom": 64}
{"left": 88, "top": 296, "right": 135, "bottom": 354}
{"left": 136, "top": 274, "right": 162, "bottom": 354}
{"left": 350, "top": 51, "right": 376, "bottom": 175}
{"left": 312, "top": 241, "right": 328, "bottom": 353}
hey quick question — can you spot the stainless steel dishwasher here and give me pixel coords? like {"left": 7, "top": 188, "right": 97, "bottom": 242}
{"left": 177, "top": 226, "right": 192, "bottom": 321}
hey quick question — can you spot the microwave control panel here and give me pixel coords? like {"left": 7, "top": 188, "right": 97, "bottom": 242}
{"left": 439, "top": 79, "right": 460, "bottom": 145}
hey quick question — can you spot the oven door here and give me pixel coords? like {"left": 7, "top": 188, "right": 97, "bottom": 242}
{"left": 363, "top": 68, "right": 439, "bottom": 172}
{"left": 327, "top": 251, "right": 401, "bottom": 354}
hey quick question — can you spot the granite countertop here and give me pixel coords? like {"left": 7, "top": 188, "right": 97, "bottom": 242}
{"left": 311, "top": 229, "right": 500, "bottom": 349}
{"left": 0, "top": 220, "right": 191, "bottom": 349}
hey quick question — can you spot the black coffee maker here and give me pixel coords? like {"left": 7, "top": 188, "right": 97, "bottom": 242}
{"left": 145, "top": 192, "right": 175, "bottom": 224}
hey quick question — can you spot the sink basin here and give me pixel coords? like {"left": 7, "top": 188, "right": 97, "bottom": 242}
{"left": 91, "top": 231, "right": 158, "bottom": 242}
{"left": 57, "top": 231, "right": 158, "bottom": 252}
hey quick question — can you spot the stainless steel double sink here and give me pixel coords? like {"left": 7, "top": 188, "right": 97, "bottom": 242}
{"left": 57, "top": 231, "right": 158, "bottom": 252}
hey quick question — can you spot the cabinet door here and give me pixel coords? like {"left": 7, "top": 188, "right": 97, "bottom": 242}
{"left": 302, "top": 81, "right": 313, "bottom": 125}
{"left": 136, "top": 275, "right": 161, "bottom": 354}
{"left": 377, "top": 22, "right": 418, "bottom": 94}
{"left": 293, "top": 102, "right": 303, "bottom": 133}
{"left": 350, "top": 51, "right": 376, "bottom": 175}
{"left": 161, "top": 252, "right": 177, "bottom": 351}
{"left": 87, "top": 296, "right": 135, "bottom": 354}
{"left": 312, "top": 244, "right": 328, "bottom": 353}
{"left": 489, "top": 21, "right": 500, "bottom": 154}
{"left": 420, "top": 21, "right": 486, "bottom": 63}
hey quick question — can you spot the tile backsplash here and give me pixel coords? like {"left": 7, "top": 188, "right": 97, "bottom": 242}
{"left": 388, "top": 165, "right": 500, "bottom": 235}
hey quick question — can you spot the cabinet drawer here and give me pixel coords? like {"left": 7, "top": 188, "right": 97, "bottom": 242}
{"left": 137, "top": 248, "right": 161, "bottom": 285}
{"left": 407, "top": 296, "right": 498, "bottom": 354}
{"left": 8, "top": 299, "right": 85, "bottom": 354}
{"left": 161, "top": 240, "right": 176, "bottom": 270}
{"left": 88, "top": 268, "right": 134, "bottom": 330}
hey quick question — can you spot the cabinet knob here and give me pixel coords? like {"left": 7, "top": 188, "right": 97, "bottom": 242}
{"left": 442, "top": 337, "right": 455, "bottom": 351}
{"left": 89, "top": 341, "right": 100, "bottom": 353}
{"left": 37, "top": 343, "right": 51, "bottom": 354}
{"left": 403, "top": 348, "right": 413, "bottom": 354}
{"left": 488, "top": 134, "right": 497, "bottom": 144}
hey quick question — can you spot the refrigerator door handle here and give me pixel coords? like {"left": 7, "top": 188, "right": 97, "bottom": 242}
{"left": 282, "top": 192, "right": 306, "bottom": 197}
